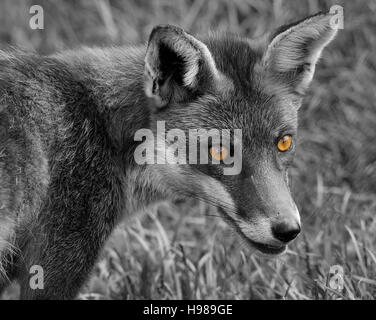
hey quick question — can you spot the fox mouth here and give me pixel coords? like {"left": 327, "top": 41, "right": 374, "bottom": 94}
{"left": 246, "top": 239, "right": 287, "bottom": 255}
{"left": 217, "top": 207, "right": 287, "bottom": 256}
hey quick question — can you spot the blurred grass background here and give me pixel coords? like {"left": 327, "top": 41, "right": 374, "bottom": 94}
{"left": 1, "top": 0, "right": 376, "bottom": 300}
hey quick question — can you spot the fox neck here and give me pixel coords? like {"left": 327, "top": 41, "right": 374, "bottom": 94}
{"left": 75, "top": 47, "right": 179, "bottom": 210}
{"left": 55, "top": 46, "right": 194, "bottom": 212}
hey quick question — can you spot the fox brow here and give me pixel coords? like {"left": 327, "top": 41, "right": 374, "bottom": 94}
{"left": 203, "top": 35, "right": 261, "bottom": 90}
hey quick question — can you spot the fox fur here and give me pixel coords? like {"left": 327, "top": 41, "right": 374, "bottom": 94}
{"left": 0, "top": 12, "right": 337, "bottom": 299}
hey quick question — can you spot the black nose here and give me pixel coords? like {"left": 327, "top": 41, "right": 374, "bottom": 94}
{"left": 272, "top": 221, "right": 301, "bottom": 243}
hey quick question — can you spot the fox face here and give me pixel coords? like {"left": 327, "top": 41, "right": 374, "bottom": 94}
{"left": 143, "top": 13, "right": 338, "bottom": 255}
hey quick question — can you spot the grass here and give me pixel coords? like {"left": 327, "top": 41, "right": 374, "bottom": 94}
{"left": 1, "top": 0, "right": 376, "bottom": 300}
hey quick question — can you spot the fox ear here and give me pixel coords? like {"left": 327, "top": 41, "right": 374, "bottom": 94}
{"left": 262, "top": 13, "right": 338, "bottom": 95}
{"left": 144, "top": 25, "right": 220, "bottom": 108}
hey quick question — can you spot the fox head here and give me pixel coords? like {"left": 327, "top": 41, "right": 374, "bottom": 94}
{"left": 142, "top": 13, "right": 338, "bottom": 255}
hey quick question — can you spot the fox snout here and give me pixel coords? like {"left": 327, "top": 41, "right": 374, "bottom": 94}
{"left": 265, "top": 174, "right": 301, "bottom": 244}
{"left": 271, "top": 218, "right": 301, "bottom": 243}
{"left": 241, "top": 194, "right": 301, "bottom": 255}
{"left": 224, "top": 163, "right": 301, "bottom": 256}
{"left": 256, "top": 167, "right": 301, "bottom": 246}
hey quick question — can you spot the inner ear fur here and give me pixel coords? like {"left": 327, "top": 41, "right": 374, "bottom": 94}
{"left": 262, "top": 12, "right": 338, "bottom": 95}
{"left": 144, "top": 24, "right": 220, "bottom": 108}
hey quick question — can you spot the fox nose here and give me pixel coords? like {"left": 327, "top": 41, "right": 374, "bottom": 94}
{"left": 272, "top": 220, "right": 301, "bottom": 243}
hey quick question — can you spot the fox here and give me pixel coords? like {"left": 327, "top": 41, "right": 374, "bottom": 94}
{"left": 0, "top": 12, "right": 338, "bottom": 299}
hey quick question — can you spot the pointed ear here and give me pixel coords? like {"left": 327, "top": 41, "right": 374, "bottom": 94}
{"left": 262, "top": 12, "right": 338, "bottom": 95}
{"left": 144, "top": 25, "right": 220, "bottom": 108}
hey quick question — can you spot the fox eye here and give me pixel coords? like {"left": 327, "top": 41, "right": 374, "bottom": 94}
{"left": 209, "top": 145, "right": 229, "bottom": 161}
{"left": 277, "top": 135, "right": 292, "bottom": 152}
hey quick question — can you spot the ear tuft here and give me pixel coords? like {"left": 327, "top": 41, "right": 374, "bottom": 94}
{"left": 262, "top": 12, "right": 338, "bottom": 95}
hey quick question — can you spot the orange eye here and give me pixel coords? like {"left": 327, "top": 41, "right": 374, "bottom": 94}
{"left": 209, "top": 146, "right": 228, "bottom": 161}
{"left": 277, "top": 135, "right": 292, "bottom": 152}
